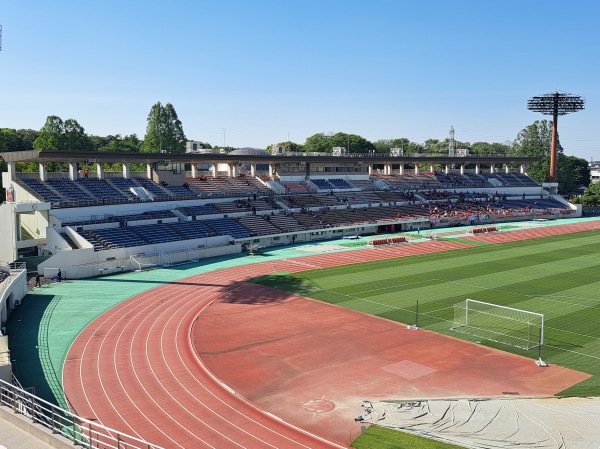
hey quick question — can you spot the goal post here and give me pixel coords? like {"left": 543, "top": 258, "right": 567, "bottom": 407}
{"left": 451, "top": 299, "right": 544, "bottom": 350}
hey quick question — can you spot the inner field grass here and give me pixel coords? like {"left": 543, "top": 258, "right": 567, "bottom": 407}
{"left": 350, "top": 425, "right": 466, "bottom": 449}
{"left": 251, "top": 230, "right": 600, "bottom": 396}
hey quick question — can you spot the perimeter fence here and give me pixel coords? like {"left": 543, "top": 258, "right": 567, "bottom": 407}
{"left": 0, "top": 377, "right": 163, "bottom": 449}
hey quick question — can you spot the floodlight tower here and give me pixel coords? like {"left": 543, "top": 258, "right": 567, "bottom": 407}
{"left": 527, "top": 91, "right": 585, "bottom": 182}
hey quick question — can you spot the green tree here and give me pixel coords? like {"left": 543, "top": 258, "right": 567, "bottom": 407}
{"left": 425, "top": 138, "right": 472, "bottom": 155}
{"left": 373, "top": 138, "right": 411, "bottom": 153}
{"left": 423, "top": 138, "right": 439, "bottom": 152}
{"left": 580, "top": 181, "right": 600, "bottom": 206}
{"left": 304, "top": 132, "right": 374, "bottom": 154}
{"left": 470, "top": 142, "right": 510, "bottom": 155}
{"left": 512, "top": 120, "right": 561, "bottom": 183}
{"left": 556, "top": 155, "right": 590, "bottom": 194}
{"left": 0, "top": 129, "right": 22, "bottom": 152}
{"left": 122, "top": 134, "right": 142, "bottom": 152}
{"left": 97, "top": 134, "right": 142, "bottom": 152}
{"left": 511, "top": 120, "right": 559, "bottom": 158}
{"left": 33, "top": 116, "right": 65, "bottom": 150}
{"left": 268, "top": 141, "right": 303, "bottom": 153}
{"left": 89, "top": 135, "right": 109, "bottom": 151}
{"left": 142, "top": 102, "right": 186, "bottom": 154}
{"left": 17, "top": 129, "right": 39, "bottom": 150}
{"left": 304, "top": 133, "right": 331, "bottom": 153}
{"left": 32, "top": 116, "right": 89, "bottom": 151}
{"left": 63, "top": 118, "right": 91, "bottom": 151}
{"left": 404, "top": 141, "right": 424, "bottom": 154}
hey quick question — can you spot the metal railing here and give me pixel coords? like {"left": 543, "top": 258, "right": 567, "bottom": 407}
{"left": 0, "top": 378, "right": 164, "bottom": 449}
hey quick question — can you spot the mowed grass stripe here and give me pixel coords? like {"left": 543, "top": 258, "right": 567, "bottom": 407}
{"left": 300, "top": 232, "right": 600, "bottom": 293}
{"left": 251, "top": 229, "right": 600, "bottom": 396}
{"left": 313, "top": 255, "right": 600, "bottom": 316}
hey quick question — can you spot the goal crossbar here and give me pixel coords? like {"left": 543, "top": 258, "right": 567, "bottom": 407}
{"left": 451, "top": 299, "right": 544, "bottom": 350}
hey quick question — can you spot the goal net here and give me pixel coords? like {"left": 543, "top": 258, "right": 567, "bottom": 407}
{"left": 451, "top": 299, "right": 544, "bottom": 350}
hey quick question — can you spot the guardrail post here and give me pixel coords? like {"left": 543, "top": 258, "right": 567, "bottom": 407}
{"left": 30, "top": 395, "right": 36, "bottom": 423}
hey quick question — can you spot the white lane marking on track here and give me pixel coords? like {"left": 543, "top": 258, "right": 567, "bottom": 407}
{"left": 73, "top": 296, "right": 153, "bottom": 443}
{"left": 142, "top": 281, "right": 267, "bottom": 447}
{"left": 69, "top": 261, "right": 357, "bottom": 449}
{"left": 125, "top": 285, "right": 221, "bottom": 448}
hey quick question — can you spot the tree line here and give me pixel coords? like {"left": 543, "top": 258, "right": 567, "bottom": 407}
{"left": 0, "top": 101, "right": 595, "bottom": 201}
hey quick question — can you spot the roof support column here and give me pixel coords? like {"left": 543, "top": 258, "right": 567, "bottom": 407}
{"left": 444, "top": 164, "right": 449, "bottom": 174}
{"left": 211, "top": 164, "right": 217, "bottom": 178}
{"left": 520, "top": 164, "right": 525, "bottom": 174}
{"left": 39, "top": 163, "right": 48, "bottom": 182}
{"left": 490, "top": 163, "right": 495, "bottom": 174}
{"left": 250, "top": 163, "right": 256, "bottom": 177}
{"left": 6, "top": 161, "right": 16, "bottom": 180}
{"left": 475, "top": 163, "right": 480, "bottom": 175}
{"left": 414, "top": 164, "right": 419, "bottom": 175}
{"left": 69, "top": 162, "right": 78, "bottom": 181}
{"left": 398, "top": 163, "right": 404, "bottom": 175}
{"left": 460, "top": 164, "right": 465, "bottom": 175}
{"left": 429, "top": 164, "right": 435, "bottom": 173}
{"left": 96, "top": 162, "right": 104, "bottom": 180}
{"left": 368, "top": 164, "right": 373, "bottom": 175}
{"left": 146, "top": 163, "right": 153, "bottom": 180}
{"left": 190, "top": 163, "right": 197, "bottom": 178}
{"left": 123, "top": 163, "right": 130, "bottom": 179}
{"left": 505, "top": 164, "right": 510, "bottom": 173}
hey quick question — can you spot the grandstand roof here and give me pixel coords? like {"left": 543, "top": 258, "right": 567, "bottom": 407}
{"left": 1, "top": 149, "right": 541, "bottom": 166}
{"left": 229, "top": 147, "right": 271, "bottom": 156}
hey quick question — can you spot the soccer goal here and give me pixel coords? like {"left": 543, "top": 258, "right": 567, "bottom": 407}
{"left": 451, "top": 299, "right": 544, "bottom": 350}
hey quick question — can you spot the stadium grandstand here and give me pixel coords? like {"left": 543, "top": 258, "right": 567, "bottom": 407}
{"left": 0, "top": 148, "right": 577, "bottom": 281}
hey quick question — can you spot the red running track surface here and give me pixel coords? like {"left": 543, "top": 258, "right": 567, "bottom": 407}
{"left": 63, "top": 241, "right": 470, "bottom": 448}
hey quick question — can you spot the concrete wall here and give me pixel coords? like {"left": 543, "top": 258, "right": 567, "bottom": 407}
{"left": 37, "top": 235, "right": 238, "bottom": 279}
{"left": 45, "top": 227, "right": 72, "bottom": 254}
{"left": 0, "top": 335, "right": 10, "bottom": 383}
{"left": 0, "top": 203, "right": 17, "bottom": 263}
{"left": 0, "top": 268, "right": 27, "bottom": 328}
{"left": 0, "top": 406, "right": 74, "bottom": 449}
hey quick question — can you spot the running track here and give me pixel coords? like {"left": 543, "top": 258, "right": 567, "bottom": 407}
{"left": 63, "top": 240, "right": 470, "bottom": 448}
{"left": 63, "top": 221, "right": 600, "bottom": 448}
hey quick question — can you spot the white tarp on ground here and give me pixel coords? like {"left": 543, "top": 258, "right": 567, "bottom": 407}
{"left": 357, "top": 397, "right": 600, "bottom": 449}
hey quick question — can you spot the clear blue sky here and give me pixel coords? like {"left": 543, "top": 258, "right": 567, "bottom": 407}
{"left": 2, "top": 1, "right": 600, "bottom": 159}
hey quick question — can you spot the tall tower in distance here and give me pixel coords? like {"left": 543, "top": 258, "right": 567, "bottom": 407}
{"left": 448, "top": 126, "right": 456, "bottom": 156}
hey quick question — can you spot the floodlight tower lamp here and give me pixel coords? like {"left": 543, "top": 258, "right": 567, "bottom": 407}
{"left": 527, "top": 91, "right": 585, "bottom": 182}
